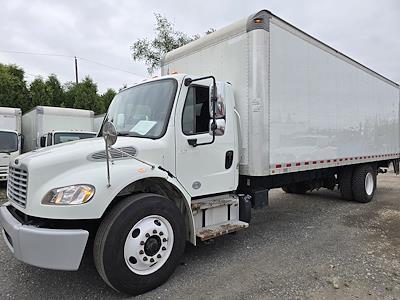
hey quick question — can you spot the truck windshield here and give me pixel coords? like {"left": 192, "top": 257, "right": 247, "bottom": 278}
{"left": 106, "top": 79, "right": 178, "bottom": 139}
{"left": 0, "top": 131, "right": 18, "bottom": 153}
{"left": 53, "top": 132, "right": 96, "bottom": 145}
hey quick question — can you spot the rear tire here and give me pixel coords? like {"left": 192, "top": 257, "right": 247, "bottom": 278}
{"left": 94, "top": 193, "right": 185, "bottom": 295}
{"left": 352, "top": 164, "right": 376, "bottom": 203}
{"left": 287, "top": 182, "right": 309, "bottom": 194}
{"left": 339, "top": 167, "right": 353, "bottom": 200}
{"left": 282, "top": 186, "right": 292, "bottom": 193}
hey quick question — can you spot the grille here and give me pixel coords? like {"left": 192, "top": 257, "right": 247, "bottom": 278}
{"left": 7, "top": 166, "right": 28, "bottom": 207}
{"left": 90, "top": 146, "right": 137, "bottom": 161}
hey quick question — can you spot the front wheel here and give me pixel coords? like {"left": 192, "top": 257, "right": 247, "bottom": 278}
{"left": 94, "top": 193, "right": 185, "bottom": 295}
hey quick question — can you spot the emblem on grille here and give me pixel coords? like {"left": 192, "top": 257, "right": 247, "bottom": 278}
{"left": 14, "top": 159, "right": 19, "bottom": 165}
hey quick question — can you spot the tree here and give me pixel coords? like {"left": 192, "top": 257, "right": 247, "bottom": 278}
{"left": 64, "top": 76, "right": 104, "bottom": 114}
{"left": 30, "top": 77, "right": 52, "bottom": 107}
{"left": 0, "top": 64, "right": 30, "bottom": 112}
{"left": 131, "top": 13, "right": 200, "bottom": 75}
{"left": 101, "top": 88, "right": 116, "bottom": 112}
{"left": 45, "top": 74, "right": 64, "bottom": 107}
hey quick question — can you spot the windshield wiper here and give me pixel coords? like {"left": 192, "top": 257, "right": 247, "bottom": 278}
{"left": 117, "top": 132, "right": 131, "bottom": 136}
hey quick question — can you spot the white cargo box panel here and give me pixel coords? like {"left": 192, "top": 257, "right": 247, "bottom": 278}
{"left": 22, "top": 106, "right": 95, "bottom": 152}
{"left": 162, "top": 10, "right": 400, "bottom": 177}
{"left": 0, "top": 107, "right": 22, "bottom": 132}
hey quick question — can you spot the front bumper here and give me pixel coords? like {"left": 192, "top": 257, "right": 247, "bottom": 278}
{"left": 0, "top": 203, "right": 89, "bottom": 270}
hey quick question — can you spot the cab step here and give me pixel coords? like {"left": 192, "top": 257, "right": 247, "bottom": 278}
{"left": 191, "top": 194, "right": 237, "bottom": 212}
{"left": 196, "top": 220, "right": 248, "bottom": 241}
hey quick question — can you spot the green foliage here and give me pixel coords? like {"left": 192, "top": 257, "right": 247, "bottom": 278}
{"left": 30, "top": 77, "right": 52, "bottom": 107}
{"left": 46, "top": 74, "right": 65, "bottom": 107}
{"left": 101, "top": 88, "right": 117, "bottom": 111}
{"left": 131, "top": 13, "right": 200, "bottom": 75}
{"left": 64, "top": 77, "right": 104, "bottom": 114}
{"left": 0, "top": 64, "right": 30, "bottom": 112}
{"left": 0, "top": 63, "right": 117, "bottom": 114}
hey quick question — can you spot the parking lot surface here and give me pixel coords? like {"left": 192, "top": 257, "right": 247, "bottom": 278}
{"left": 0, "top": 172, "right": 399, "bottom": 299}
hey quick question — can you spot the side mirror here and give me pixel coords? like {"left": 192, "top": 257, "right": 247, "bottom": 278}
{"left": 20, "top": 135, "right": 24, "bottom": 151}
{"left": 40, "top": 136, "right": 46, "bottom": 147}
{"left": 102, "top": 121, "right": 117, "bottom": 146}
{"left": 209, "top": 119, "right": 226, "bottom": 136}
{"left": 209, "top": 82, "right": 225, "bottom": 119}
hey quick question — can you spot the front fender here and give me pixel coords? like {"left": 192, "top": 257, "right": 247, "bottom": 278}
{"left": 21, "top": 160, "right": 188, "bottom": 220}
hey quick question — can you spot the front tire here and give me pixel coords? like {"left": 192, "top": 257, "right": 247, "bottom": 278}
{"left": 94, "top": 193, "right": 185, "bottom": 295}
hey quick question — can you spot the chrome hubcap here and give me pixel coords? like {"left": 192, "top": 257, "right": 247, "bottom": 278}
{"left": 365, "top": 172, "right": 374, "bottom": 196}
{"left": 124, "top": 215, "right": 174, "bottom": 275}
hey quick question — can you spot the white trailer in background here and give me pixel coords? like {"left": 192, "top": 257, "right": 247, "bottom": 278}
{"left": 94, "top": 114, "right": 105, "bottom": 133}
{"left": 22, "top": 106, "right": 96, "bottom": 152}
{"left": 0, "top": 9, "right": 399, "bottom": 296}
{"left": 0, "top": 107, "right": 22, "bottom": 181}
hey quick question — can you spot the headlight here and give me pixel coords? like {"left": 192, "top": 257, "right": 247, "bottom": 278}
{"left": 42, "top": 184, "right": 95, "bottom": 205}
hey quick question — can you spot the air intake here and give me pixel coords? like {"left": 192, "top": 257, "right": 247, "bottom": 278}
{"left": 90, "top": 146, "right": 137, "bottom": 161}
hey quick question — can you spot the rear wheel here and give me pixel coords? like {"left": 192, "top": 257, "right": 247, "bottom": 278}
{"left": 352, "top": 164, "right": 376, "bottom": 203}
{"left": 287, "top": 182, "right": 309, "bottom": 194}
{"left": 339, "top": 167, "right": 353, "bottom": 200}
{"left": 282, "top": 186, "right": 292, "bottom": 193}
{"left": 94, "top": 193, "right": 185, "bottom": 295}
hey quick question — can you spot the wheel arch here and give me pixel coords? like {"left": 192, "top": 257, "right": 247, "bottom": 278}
{"left": 102, "top": 176, "right": 195, "bottom": 245}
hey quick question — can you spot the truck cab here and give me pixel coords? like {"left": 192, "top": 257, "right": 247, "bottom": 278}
{"left": 39, "top": 130, "right": 97, "bottom": 148}
{"left": 0, "top": 74, "right": 245, "bottom": 295}
{"left": 0, "top": 130, "right": 21, "bottom": 182}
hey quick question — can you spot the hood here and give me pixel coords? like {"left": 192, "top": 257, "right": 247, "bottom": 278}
{"left": 15, "top": 137, "right": 168, "bottom": 172}
{"left": 0, "top": 153, "right": 10, "bottom": 167}
{"left": 0, "top": 151, "right": 19, "bottom": 167}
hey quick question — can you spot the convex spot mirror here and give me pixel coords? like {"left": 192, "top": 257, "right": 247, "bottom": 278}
{"left": 209, "top": 119, "right": 226, "bottom": 136}
{"left": 103, "top": 121, "right": 117, "bottom": 146}
{"left": 209, "top": 82, "right": 226, "bottom": 119}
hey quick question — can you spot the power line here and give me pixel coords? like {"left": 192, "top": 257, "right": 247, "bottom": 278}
{"left": 77, "top": 56, "right": 143, "bottom": 77}
{"left": 0, "top": 49, "right": 72, "bottom": 58}
{"left": 0, "top": 49, "right": 145, "bottom": 78}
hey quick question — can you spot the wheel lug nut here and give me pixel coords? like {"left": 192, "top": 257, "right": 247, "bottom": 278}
{"left": 153, "top": 230, "right": 157, "bottom": 234}
{"left": 143, "top": 257, "right": 148, "bottom": 261}
{"left": 150, "top": 258, "right": 154, "bottom": 263}
{"left": 157, "top": 254, "right": 161, "bottom": 258}
{"left": 140, "top": 241, "right": 145, "bottom": 245}
{"left": 162, "top": 246, "right": 166, "bottom": 251}
{"left": 159, "top": 231, "right": 164, "bottom": 236}
{"left": 139, "top": 250, "right": 144, "bottom": 255}
{"left": 162, "top": 238, "right": 167, "bottom": 242}
{"left": 145, "top": 233, "right": 150, "bottom": 238}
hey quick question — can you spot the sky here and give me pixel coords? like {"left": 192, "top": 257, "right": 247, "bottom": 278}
{"left": 0, "top": 0, "right": 399, "bottom": 93}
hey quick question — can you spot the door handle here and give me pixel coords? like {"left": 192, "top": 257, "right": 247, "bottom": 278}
{"left": 187, "top": 138, "right": 197, "bottom": 147}
{"left": 225, "top": 150, "right": 234, "bottom": 169}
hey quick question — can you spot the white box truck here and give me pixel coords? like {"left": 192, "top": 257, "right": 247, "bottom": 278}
{"left": 0, "top": 107, "right": 22, "bottom": 181}
{"left": 93, "top": 113, "right": 105, "bottom": 133}
{"left": 0, "top": 10, "right": 399, "bottom": 295}
{"left": 22, "top": 106, "right": 96, "bottom": 152}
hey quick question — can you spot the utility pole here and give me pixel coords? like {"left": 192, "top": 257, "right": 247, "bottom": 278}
{"left": 74, "top": 56, "right": 78, "bottom": 84}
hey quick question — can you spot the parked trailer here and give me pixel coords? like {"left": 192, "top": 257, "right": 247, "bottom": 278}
{"left": 0, "top": 10, "right": 399, "bottom": 296}
{"left": 0, "top": 107, "right": 22, "bottom": 181}
{"left": 93, "top": 114, "right": 105, "bottom": 133}
{"left": 22, "top": 106, "right": 96, "bottom": 152}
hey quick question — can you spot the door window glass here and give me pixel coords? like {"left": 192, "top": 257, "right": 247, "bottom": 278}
{"left": 182, "top": 85, "right": 210, "bottom": 135}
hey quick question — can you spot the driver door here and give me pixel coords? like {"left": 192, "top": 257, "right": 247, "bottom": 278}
{"left": 175, "top": 81, "right": 236, "bottom": 197}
